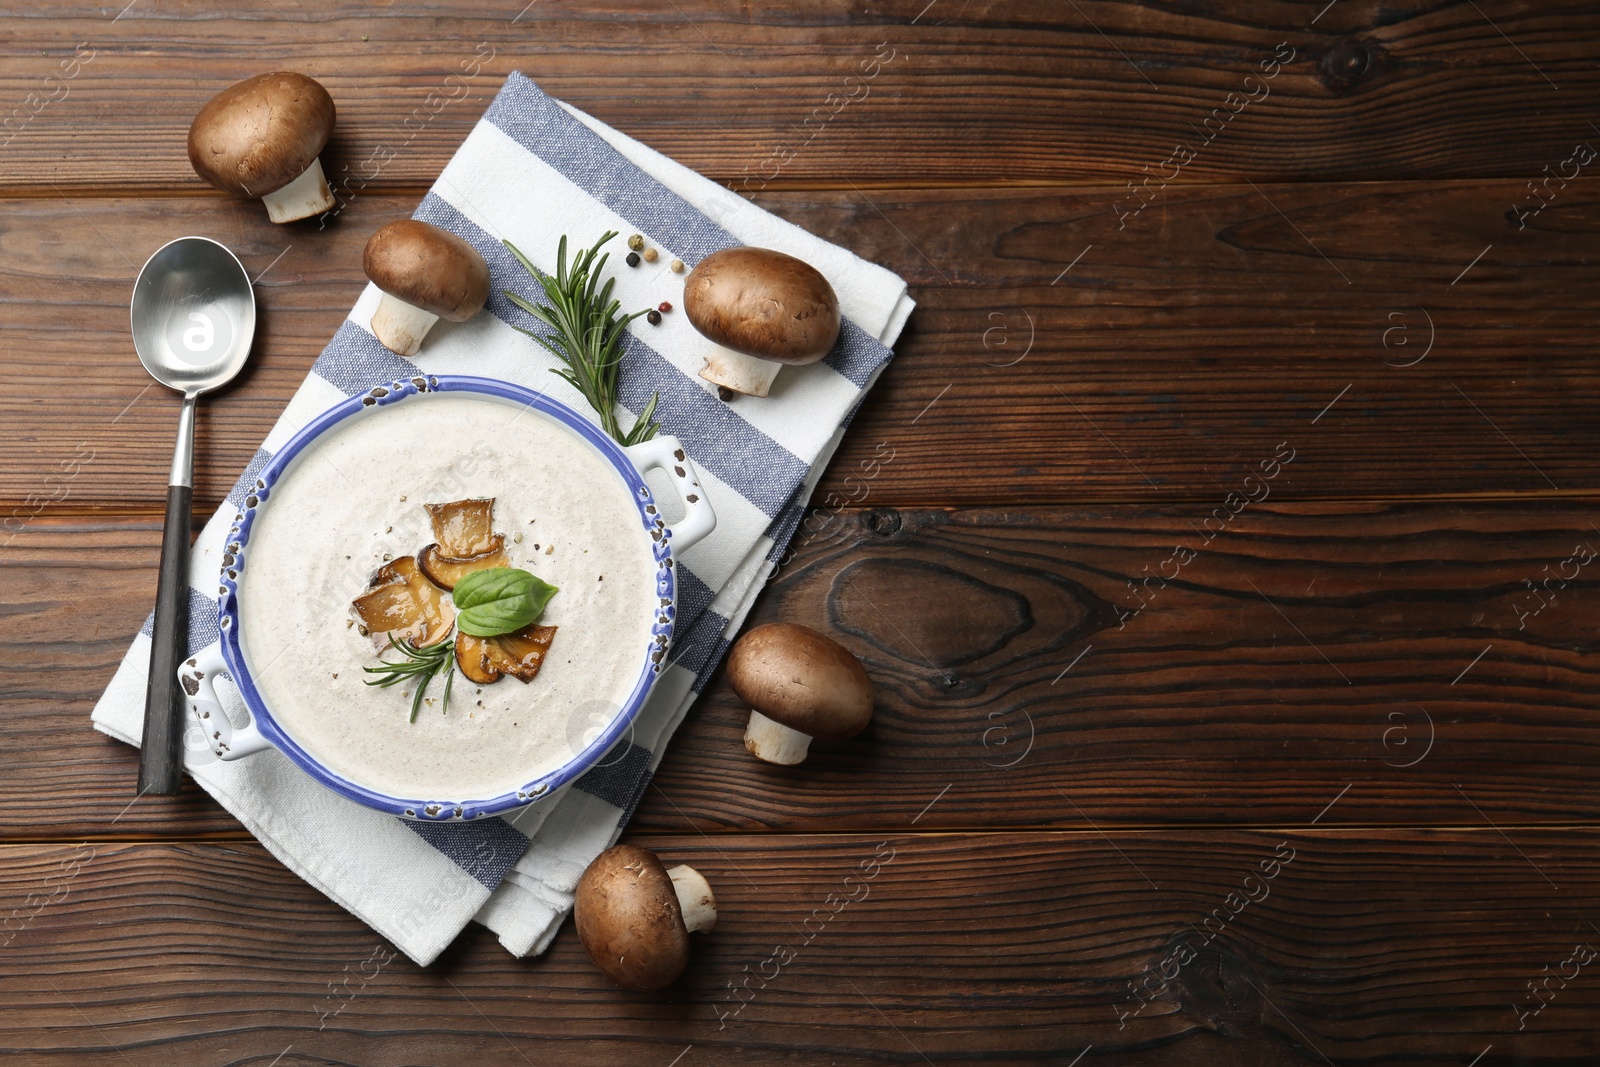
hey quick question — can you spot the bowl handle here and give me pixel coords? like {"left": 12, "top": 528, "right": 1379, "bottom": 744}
{"left": 178, "top": 641, "right": 273, "bottom": 761}
{"left": 625, "top": 434, "right": 718, "bottom": 553}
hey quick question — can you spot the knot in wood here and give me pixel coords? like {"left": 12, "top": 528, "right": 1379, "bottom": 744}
{"left": 864, "top": 508, "right": 902, "bottom": 536}
{"left": 1319, "top": 37, "right": 1378, "bottom": 94}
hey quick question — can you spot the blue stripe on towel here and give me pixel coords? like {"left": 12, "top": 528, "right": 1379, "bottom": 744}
{"left": 571, "top": 740, "right": 653, "bottom": 817}
{"left": 311, "top": 323, "right": 423, "bottom": 395}
{"left": 607, "top": 340, "right": 804, "bottom": 517}
{"left": 671, "top": 562, "right": 716, "bottom": 636}
{"left": 404, "top": 817, "right": 530, "bottom": 888}
{"left": 485, "top": 73, "right": 740, "bottom": 269}
{"left": 226, "top": 448, "right": 275, "bottom": 512}
{"left": 692, "top": 636, "right": 733, "bottom": 693}
{"left": 825, "top": 319, "right": 894, "bottom": 387}
{"left": 668, "top": 608, "right": 729, "bottom": 677}
{"left": 140, "top": 587, "right": 221, "bottom": 658}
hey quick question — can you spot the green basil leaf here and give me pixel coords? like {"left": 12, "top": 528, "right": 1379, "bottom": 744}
{"left": 453, "top": 567, "right": 530, "bottom": 611}
{"left": 453, "top": 567, "right": 558, "bottom": 637}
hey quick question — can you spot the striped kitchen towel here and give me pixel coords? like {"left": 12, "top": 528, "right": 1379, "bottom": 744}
{"left": 91, "top": 72, "right": 913, "bottom": 966}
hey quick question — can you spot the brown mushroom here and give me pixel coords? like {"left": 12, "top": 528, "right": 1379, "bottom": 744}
{"left": 350, "top": 555, "right": 455, "bottom": 651}
{"left": 417, "top": 537, "right": 509, "bottom": 590}
{"left": 455, "top": 632, "right": 502, "bottom": 685}
{"left": 187, "top": 72, "right": 337, "bottom": 224}
{"left": 423, "top": 498, "right": 499, "bottom": 557}
{"left": 454, "top": 625, "right": 555, "bottom": 685}
{"left": 685, "top": 247, "right": 841, "bottom": 398}
{"left": 725, "top": 623, "right": 873, "bottom": 765}
{"left": 482, "top": 623, "right": 558, "bottom": 683}
{"left": 364, "top": 221, "right": 492, "bottom": 356}
{"left": 574, "top": 844, "right": 717, "bottom": 991}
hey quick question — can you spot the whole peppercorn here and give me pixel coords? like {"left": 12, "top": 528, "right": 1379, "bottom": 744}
{"left": 627, "top": 234, "right": 644, "bottom": 251}
{"left": 658, "top": 301, "right": 673, "bottom": 313}
{"left": 646, "top": 309, "right": 663, "bottom": 325}
{"left": 642, "top": 247, "right": 659, "bottom": 263}
{"left": 717, "top": 385, "right": 735, "bottom": 402}
{"left": 625, "top": 251, "right": 641, "bottom": 268}
{"left": 670, "top": 259, "right": 685, "bottom": 273}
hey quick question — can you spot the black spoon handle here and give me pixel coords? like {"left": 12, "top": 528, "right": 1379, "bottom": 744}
{"left": 138, "top": 484, "right": 192, "bottom": 795}
{"left": 138, "top": 397, "right": 197, "bottom": 796}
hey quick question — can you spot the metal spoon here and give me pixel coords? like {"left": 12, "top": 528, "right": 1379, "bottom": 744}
{"left": 130, "top": 236, "right": 255, "bottom": 795}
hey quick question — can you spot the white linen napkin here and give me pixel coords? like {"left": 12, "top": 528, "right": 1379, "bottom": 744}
{"left": 92, "top": 72, "right": 912, "bottom": 965}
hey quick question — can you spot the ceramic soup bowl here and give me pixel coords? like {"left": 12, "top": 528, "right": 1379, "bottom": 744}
{"left": 180, "top": 375, "right": 715, "bottom": 821}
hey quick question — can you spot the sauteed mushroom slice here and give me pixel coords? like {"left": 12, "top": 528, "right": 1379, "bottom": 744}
{"left": 351, "top": 555, "right": 455, "bottom": 650}
{"left": 455, "top": 632, "right": 502, "bottom": 684}
{"left": 483, "top": 623, "right": 558, "bottom": 683}
{"left": 423, "top": 498, "right": 499, "bottom": 558}
{"left": 350, "top": 578, "right": 424, "bottom": 647}
{"left": 417, "top": 536, "right": 509, "bottom": 590}
{"left": 395, "top": 555, "right": 455, "bottom": 640}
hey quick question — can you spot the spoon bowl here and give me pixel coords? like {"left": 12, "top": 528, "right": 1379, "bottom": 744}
{"left": 131, "top": 236, "right": 255, "bottom": 394}
{"left": 130, "top": 236, "right": 256, "bottom": 796}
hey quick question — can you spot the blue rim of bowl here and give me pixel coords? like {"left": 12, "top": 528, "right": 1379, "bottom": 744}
{"left": 215, "top": 374, "right": 676, "bottom": 821}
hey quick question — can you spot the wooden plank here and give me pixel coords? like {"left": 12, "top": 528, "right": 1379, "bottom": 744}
{"left": 651, "top": 498, "right": 1600, "bottom": 832}
{"left": 0, "top": 182, "right": 1597, "bottom": 512}
{"left": 1, "top": 1, "right": 1596, "bottom": 190}
{"left": 1, "top": 830, "right": 1595, "bottom": 1064}
{"left": 10, "top": 502, "right": 1600, "bottom": 839}
{"left": 787, "top": 181, "right": 1600, "bottom": 506}
{"left": 0, "top": 514, "right": 241, "bottom": 837}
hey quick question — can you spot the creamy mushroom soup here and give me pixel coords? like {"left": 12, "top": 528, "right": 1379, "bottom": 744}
{"left": 236, "top": 393, "right": 662, "bottom": 800}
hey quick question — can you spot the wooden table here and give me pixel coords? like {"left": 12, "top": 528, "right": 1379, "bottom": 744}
{"left": 3, "top": 2, "right": 1597, "bottom": 1062}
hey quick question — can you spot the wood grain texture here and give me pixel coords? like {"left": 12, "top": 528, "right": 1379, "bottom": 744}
{"left": 0, "top": 1, "right": 1597, "bottom": 190}
{"left": 1, "top": 182, "right": 1596, "bottom": 512}
{"left": 1, "top": 831, "right": 1595, "bottom": 1065}
{"left": 3, "top": 2, "right": 1597, "bottom": 1063}
{"left": 10, "top": 502, "right": 1600, "bottom": 840}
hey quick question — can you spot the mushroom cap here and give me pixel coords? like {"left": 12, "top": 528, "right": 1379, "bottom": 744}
{"left": 187, "top": 72, "right": 336, "bottom": 197}
{"left": 574, "top": 844, "right": 690, "bottom": 992}
{"left": 363, "top": 220, "right": 492, "bottom": 322}
{"left": 726, "top": 623, "right": 873, "bottom": 740}
{"left": 683, "top": 247, "right": 841, "bottom": 365}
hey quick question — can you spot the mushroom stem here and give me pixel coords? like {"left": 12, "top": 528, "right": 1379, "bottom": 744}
{"left": 259, "top": 156, "right": 335, "bottom": 224}
{"left": 370, "top": 292, "right": 440, "bottom": 357}
{"left": 743, "top": 708, "right": 813, "bottom": 765}
{"left": 699, "top": 346, "right": 783, "bottom": 398}
{"left": 666, "top": 864, "right": 718, "bottom": 934}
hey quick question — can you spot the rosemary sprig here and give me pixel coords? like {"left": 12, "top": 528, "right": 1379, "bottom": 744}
{"left": 502, "top": 232, "right": 660, "bottom": 446}
{"left": 363, "top": 634, "right": 456, "bottom": 723}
